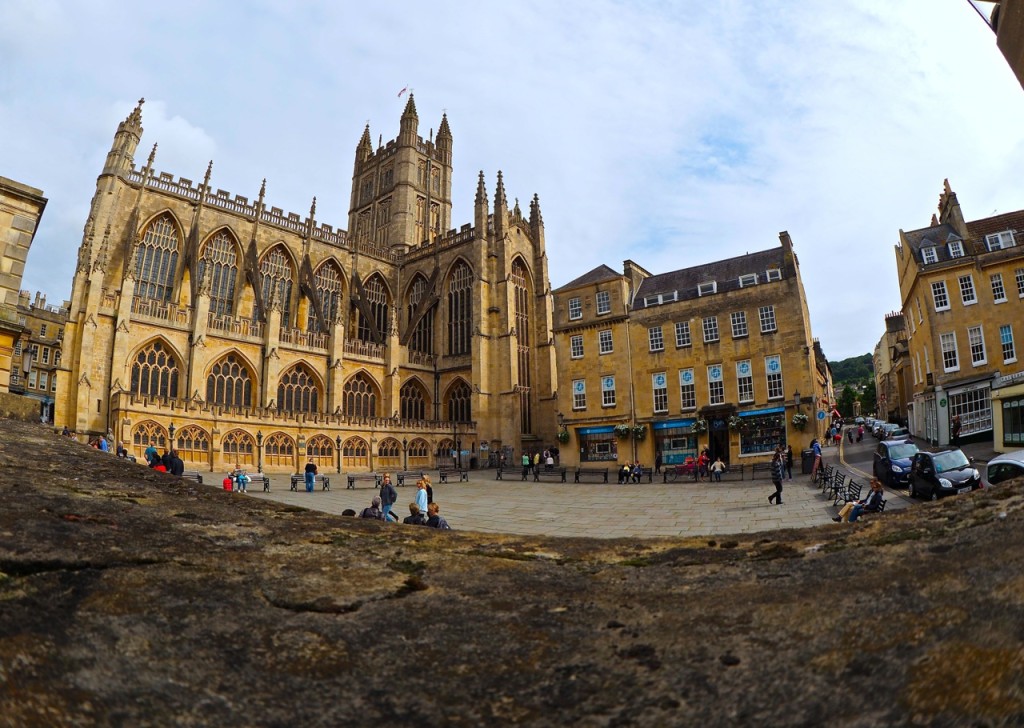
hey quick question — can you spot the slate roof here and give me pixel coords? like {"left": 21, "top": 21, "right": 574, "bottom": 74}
{"left": 634, "top": 247, "right": 786, "bottom": 303}
{"left": 901, "top": 223, "right": 966, "bottom": 264}
{"left": 966, "top": 210, "right": 1024, "bottom": 245}
{"left": 904, "top": 209, "right": 1024, "bottom": 266}
{"left": 554, "top": 264, "right": 622, "bottom": 292}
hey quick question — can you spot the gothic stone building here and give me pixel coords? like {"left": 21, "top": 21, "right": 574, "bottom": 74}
{"left": 55, "top": 97, "right": 557, "bottom": 472}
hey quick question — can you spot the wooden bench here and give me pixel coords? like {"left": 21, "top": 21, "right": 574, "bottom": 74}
{"left": 533, "top": 467, "right": 567, "bottom": 482}
{"left": 255, "top": 474, "right": 270, "bottom": 492}
{"left": 291, "top": 473, "right": 332, "bottom": 491}
{"left": 750, "top": 462, "right": 775, "bottom": 480}
{"left": 395, "top": 471, "right": 425, "bottom": 487}
{"left": 345, "top": 473, "right": 380, "bottom": 490}
{"left": 495, "top": 466, "right": 529, "bottom": 481}
{"left": 574, "top": 468, "right": 609, "bottom": 483}
{"left": 438, "top": 469, "right": 469, "bottom": 484}
{"left": 180, "top": 471, "right": 203, "bottom": 484}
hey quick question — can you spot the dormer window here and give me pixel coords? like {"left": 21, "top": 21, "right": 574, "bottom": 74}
{"left": 765, "top": 268, "right": 782, "bottom": 282}
{"left": 643, "top": 291, "right": 678, "bottom": 308}
{"left": 698, "top": 281, "right": 717, "bottom": 297}
{"left": 921, "top": 246, "right": 938, "bottom": 264}
{"left": 738, "top": 273, "right": 758, "bottom": 287}
{"left": 986, "top": 231, "right": 1016, "bottom": 251}
{"left": 948, "top": 240, "right": 964, "bottom": 258}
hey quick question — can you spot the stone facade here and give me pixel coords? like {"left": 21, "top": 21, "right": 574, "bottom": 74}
{"left": 55, "top": 97, "right": 557, "bottom": 472}
{"left": 552, "top": 232, "right": 831, "bottom": 469}
{"left": 895, "top": 179, "right": 1024, "bottom": 449}
{"left": 0, "top": 177, "right": 47, "bottom": 395}
{"left": 10, "top": 291, "right": 67, "bottom": 423}
{"left": 873, "top": 311, "right": 909, "bottom": 423}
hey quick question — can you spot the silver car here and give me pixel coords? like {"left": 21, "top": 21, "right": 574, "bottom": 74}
{"left": 984, "top": 449, "right": 1024, "bottom": 488}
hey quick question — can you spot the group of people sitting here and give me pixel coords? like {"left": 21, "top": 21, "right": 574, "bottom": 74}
{"left": 348, "top": 473, "right": 451, "bottom": 530}
{"left": 222, "top": 467, "right": 251, "bottom": 493}
{"left": 142, "top": 444, "right": 184, "bottom": 476}
{"left": 618, "top": 461, "right": 648, "bottom": 484}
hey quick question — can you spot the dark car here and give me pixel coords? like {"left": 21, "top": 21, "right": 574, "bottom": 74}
{"left": 873, "top": 439, "right": 920, "bottom": 487}
{"left": 908, "top": 449, "right": 982, "bottom": 500}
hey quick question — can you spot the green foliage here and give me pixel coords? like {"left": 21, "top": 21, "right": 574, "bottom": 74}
{"left": 859, "top": 379, "right": 877, "bottom": 415}
{"left": 830, "top": 353, "right": 873, "bottom": 385}
{"left": 837, "top": 385, "right": 858, "bottom": 417}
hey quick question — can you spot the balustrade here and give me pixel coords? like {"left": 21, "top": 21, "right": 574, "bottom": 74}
{"left": 131, "top": 296, "right": 192, "bottom": 328}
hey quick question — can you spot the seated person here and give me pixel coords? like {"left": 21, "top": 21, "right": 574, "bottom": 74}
{"left": 360, "top": 495, "right": 385, "bottom": 520}
{"left": 619, "top": 463, "right": 632, "bottom": 484}
{"left": 630, "top": 462, "right": 643, "bottom": 483}
{"left": 834, "top": 479, "right": 885, "bottom": 522}
{"left": 426, "top": 502, "right": 452, "bottom": 530}
{"left": 404, "top": 502, "right": 428, "bottom": 526}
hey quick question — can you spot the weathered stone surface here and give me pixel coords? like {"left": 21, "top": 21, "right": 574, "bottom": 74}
{"left": 2, "top": 416, "right": 1024, "bottom": 726}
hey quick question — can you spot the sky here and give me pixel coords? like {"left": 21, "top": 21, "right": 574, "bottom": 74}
{"left": 2, "top": 0, "right": 1022, "bottom": 361}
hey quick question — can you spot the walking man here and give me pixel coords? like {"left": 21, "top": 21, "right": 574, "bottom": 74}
{"left": 768, "top": 450, "right": 785, "bottom": 505}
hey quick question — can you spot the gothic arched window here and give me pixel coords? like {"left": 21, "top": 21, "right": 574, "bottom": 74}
{"left": 309, "top": 262, "right": 344, "bottom": 330}
{"left": 277, "top": 363, "right": 320, "bottom": 413}
{"left": 263, "top": 432, "right": 295, "bottom": 469}
{"left": 131, "top": 340, "right": 180, "bottom": 399}
{"left": 198, "top": 230, "right": 239, "bottom": 316}
{"left": 134, "top": 214, "right": 180, "bottom": 302}
{"left": 407, "top": 437, "right": 431, "bottom": 468}
{"left": 377, "top": 438, "right": 401, "bottom": 470}
{"left": 407, "top": 275, "right": 433, "bottom": 355}
{"left": 400, "top": 380, "right": 427, "bottom": 421}
{"left": 173, "top": 425, "right": 209, "bottom": 463}
{"left": 343, "top": 372, "right": 378, "bottom": 418}
{"left": 342, "top": 437, "right": 369, "bottom": 469}
{"left": 206, "top": 353, "right": 253, "bottom": 408}
{"left": 447, "top": 261, "right": 472, "bottom": 355}
{"left": 131, "top": 420, "right": 167, "bottom": 461}
{"left": 447, "top": 379, "right": 472, "bottom": 423}
{"left": 512, "top": 258, "right": 532, "bottom": 434}
{"left": 259, "top": 247, "right": 294, "bottom": 326}
{"left": 222, "top": 430, "right": 255, "bottom": 467}
{"left": 357, "top": 274, "right": 389, "bottom": 343}
{"left": 306, "top": 435, "right": 335, "bottom": 471}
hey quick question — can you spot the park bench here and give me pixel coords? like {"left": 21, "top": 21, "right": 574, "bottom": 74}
{"left": 533, "top": 467, "right": 567, "bottom": 482}
{"left": 255, "top": 474, "right": 270, "bottom": 492}
{"left": 180, "top": 471, "right": 203, "bottom": 484}
{"left": 345, "top": 473, "right": 380, "bottom": 490}
{"left": 750, "top": 462, "right": 775, "bottom": 480}
{"left": 438, "top": 468, "right": 469, "bottom": 484}
{"left": 495, "top": 466, "right": 529, "bottom": 481}
{"left": 395, "top": 471, "right": 425, "bottom": 487}
{"left": 574, "top": 468, "right": 609, "bottom": 483}
{"left": 291, "top": 473, "right": 332, "bottom": 491}
{"left": 835, "top": 478, "right": 861, "bottom": 507}
{"left": 828, "top": 472, "right": 848, "bottom": 505}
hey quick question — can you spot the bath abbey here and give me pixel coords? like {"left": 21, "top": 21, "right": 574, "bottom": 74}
{"left": 55, "top": 96, "right": 558, "bottom": 472}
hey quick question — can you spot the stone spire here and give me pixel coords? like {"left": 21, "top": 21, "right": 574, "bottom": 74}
{"left": 102, "top": 97, "right": 145, "bottom": 177}
{"left": 399, "top": 93, "right": 419, "bottom": 146}
{"left": 357, "top": 123, "right": 373, "bottom": 161}
{"left": 474, "top": 171, "right": 488, "bottom": 232}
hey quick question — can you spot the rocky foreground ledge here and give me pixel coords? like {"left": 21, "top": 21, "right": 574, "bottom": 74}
{"left": 1, "top": 418, "right": 1023, "bottom": 727}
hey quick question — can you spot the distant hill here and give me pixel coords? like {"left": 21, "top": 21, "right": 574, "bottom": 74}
{"left": 830, "top": 353, "right": 873, "bottom": 385}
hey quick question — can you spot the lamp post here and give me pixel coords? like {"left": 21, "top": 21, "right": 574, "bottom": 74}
{"left": 256, "top": 430, "right": 263, "bottom": 473}
{"left": 168, "top": 421, "right": 176, "bottom": 450}
{"left": 452, "top": 418, "right": 458, "bottom": 468}
{"left": 402, "top": 437, "right": 408, "bottom": 471}
{"left": 794, "top": 390, "right": 802, "bottom": 412}
{"left": 335, "top": 434, "right": 342, "bottom": 474}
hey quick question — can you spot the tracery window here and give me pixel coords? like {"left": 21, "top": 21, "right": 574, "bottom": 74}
{"left": 258, "top": 247, "right": 294, "bottom": 325}
{"left": 198, "top": 231, "right": 238, "bottom": 316}
{"left": 222, "top": 430, "right": 255, "bottom": 467}
{"left": 407, "top": 275, "right": 434, "bottom": 354}
{"left": 357, "top": 275, "right": 389, "bottom": 343}
{"left": 447, "top": 379, "right": 472, "bottom": 423}
{"left": 173, "top": 425, "right": 209, "bottom": 463}
{"left": 448, "top": 262, "right": 472, "bottom": 355}
{"left": 343, "top": 372, "right": 378, "bottom": 417}
{"left": 131, "top": 340, "right": 180, "bottom": 399}
{"left": 377, "top": 438, "right": 401, "bottom": 470}
{"left": 134, "top": 214, "right": 180, "bottom": 302}
{"left": 305, "top": 435, "right": 335, "bottom": 471}
{"left": 400, "top": 380, "right": 428, "bottom": 420}
{"left": 342, "top": 437, "right": 369, "bottom": 469}
{"left": 309, "top": 262, "right": 344, "bottom": 330}
{"left": 407, "top": 438, "right": 431, "bottom": 467}
{"left": 512, "top": 258, "right": 532, "bottom": 434}
{"left": 277, "top": 364, "right": 320, "bottom": 413}
{"left": 207, "top": 353, "right": 253, "bottom": 407}
{"left": 131, "top": 420, "right": 167, "bottom": 461}
{"left": 263, "top": 432, "right": 295, "bottom": 469}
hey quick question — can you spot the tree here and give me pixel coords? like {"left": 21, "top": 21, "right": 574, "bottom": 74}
{"left": 859, "top": 380, "right": 877, "bottom": 417}
{"left": 838, "top": 385, "right": 857, "bottom": 418}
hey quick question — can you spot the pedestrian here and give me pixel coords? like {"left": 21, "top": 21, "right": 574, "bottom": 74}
{"left": 857, "top": 425, "right": 864, "bottom": 442}
{"left": 379, "top": 473, "right": 398, "bottom": 522}
{"left": 304, "top": 458, "right": 317, "bottom": 493}
{"left": 360, "top": 495, "right": 385, "bottom": 520}
{"left": 521, "top": 452, "right": 531, "bottom": 479}
{"left": 169, "top": 450, "right": 185, "bottom": 476}
{"left": 415, "top": 479, "right": 429, "bottom": 515}
{"left": 785, "top": 445, "right": 794, "bottom": 480}
{"left": 545, "top": 451, "right": 554, "bottom": 472}
{"left": 768, "top": 450, "right": 785, "bottom": 505}
{"left": 426, "top": 502, "right": 452, "bottom": 530}
{"left": 422, "top": 474, "right": 433, "bottom": 504}
{"left": 951, "top": 415, "right": 962, "bottom": 447}
{"left": 710, "top": 456, "right": 725, "bottom": 482}
{"left": 144, "top": 443, "right": 159, "bottom": 467}
{"left": 533, "top": 451, "right": 541, "bottom": 474}
{"left": 810, "top": 438, "right": 822, "bottom": 481}
{"left": 655, "top": 451, "right": 663, "bottom": 474}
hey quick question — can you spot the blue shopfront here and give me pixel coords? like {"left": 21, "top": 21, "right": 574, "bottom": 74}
{"left": 577, "top": 425, "right": 618, "bottom": 462}
{"left": 652, "top": 418, "right": 697, "bottom": 465}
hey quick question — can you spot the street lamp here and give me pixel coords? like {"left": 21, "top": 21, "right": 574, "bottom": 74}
{"left": 168, "top": 421, "right": 176, "bottom": 449}
{"left": 794, "top": 390, "right": 802, "bottom": 412}
{"left": 335, "top": 434, "right": 342, "bottom": 474}
{"left": 402, "top": 437, "right": 408, "bottom": 471}
{"left": 557, "top": 411, "right": 564, "bottom": 428}
{"left": 452, "top": 417, "right": 458, "bottom": 468}
{"left": 256, "top": 430, "right": 263, "bottom": 473}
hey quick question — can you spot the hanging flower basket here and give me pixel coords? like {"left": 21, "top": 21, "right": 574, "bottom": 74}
{"left": 614, "top": 424, "right": 632, "bottom": 439}
{"left": 691, "top": 418, "right": 708, "bottom": 434}
{"left": 556, "top": 429, "right": 570, "bottom": 444}
{"left": 791, "top": 413, "right": 809, "bottom": 430}
{"left": 727, "top": 415, "right": 747, "bottom": 431}
{"left": 632, "top": 424, "right": 647, "bottom": 441}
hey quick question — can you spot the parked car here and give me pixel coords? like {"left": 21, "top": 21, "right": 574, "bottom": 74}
{"left": 876, "top": 423, "right": 898, "bottom": 439}
{"left": 888, "top": 427, "right": 912, "bottom": 441}
{"left": 908, "top": 449, "right": 982, "bottom": 500}
{"left": 855, "top": 416, "right": 865, "bottom": 425}
{"left": 984, "top": 450, "right": 1024, "bottom": 488}
{"left": 873, "top": 439, "right": 920, "bottom": 488}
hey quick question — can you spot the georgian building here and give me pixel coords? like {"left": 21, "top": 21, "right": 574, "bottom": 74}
{"left": 55, "top": 96, "right": 558, "bottom": 472}
{"left": 873, "top": 311, "right": 910, "bottom": 424}
{"left": 10, "top": 291, "right": 67, "bottom": 423}
{"left": 895, "top": 180, "right": 1024, "bottom": 449}
{"left": 552, "top": 232, "right": 830, "bottom": 468}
